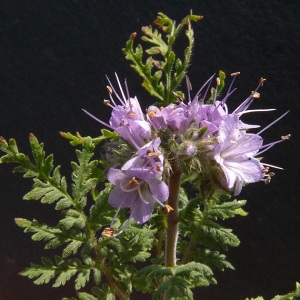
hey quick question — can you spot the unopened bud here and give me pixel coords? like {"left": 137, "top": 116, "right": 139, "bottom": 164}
{"left": 177, "top": 142, "right": 197, "bottom": 160}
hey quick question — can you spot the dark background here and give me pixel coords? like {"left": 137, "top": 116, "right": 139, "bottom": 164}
{"left": 0, "top": 1, "right": 299, "bottom": 299}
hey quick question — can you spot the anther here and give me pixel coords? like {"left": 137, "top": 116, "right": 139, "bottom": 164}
{"left": 173, "top": 91, "right": 183, "bottom": 102}
{"left": 147, "top": 151, "right": 160, "bottom": 157}
{"left": 103, "top": 99, "right": 110, "bottom": 106}
{"left": 129, "top": 177, "right": 138, "bottom": 187}
{"left": 102, "top": 227, "right": 114, "bottom": 238}
{"left": 155, "top": 165, "right": 162, "bottom": 172}
{"left": 165, "top": 204, "right": 174, "bottom": 212}
{"left": 264, "top": 176, "right": 272, "bottom": 184}
{"left": 262, "top": 167, "right": 269, "bottom": 173}
{"left": 216, "top": 77, "right": 220, "bottom": 85}
{"left": 147, "top": 110, "right": 157, "bottom": 118}
{"left": 106, "top": 86, "right": 113, "bottom": 94}
{"left": 231, "top": 72, "right": 240, "bottom": 77}
{"left": 281, "top": 134, "right": 291, "bottom": 140}
{"left": 128, "top": 112, "right": 137, "bottom": 118}
{"left": 251, "top": 91, "right": 260, "bottom": 98}
{"left": 259, "top": 77, "right": 266, "bottom": 86}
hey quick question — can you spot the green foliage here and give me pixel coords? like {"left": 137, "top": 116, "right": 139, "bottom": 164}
{"left": 123, "top": 12, "right": 203, "bottom": 106}
{"left": 20, "top": 256, "right": 97, "bottom": 290}
{"left": 133, "top": 262, "right": 216, "bottom": 299}
{"left": 60, "top": 129, "right": 118, "bottom": 147}
{"left": 178, "top": 189, "right": 247, "bottom": 269}
{"left": 245, "top": 282, "right": 300, "bottom": 300}
{"left": 1, "top": 11, "right": 295, "bottom": 300}
{"left": 1, "top": 133, "right": 156, "bottom": 299}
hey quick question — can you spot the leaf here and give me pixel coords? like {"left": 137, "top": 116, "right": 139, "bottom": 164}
{"left": 75, "top": 270, "right": 90, "bottom": 290}
{"left": 15, "top": 218, "right": 67, "bottom": 248}
{"left": 123, "top": 12, "right": 202, "bottom": 106}
{"left": 271, "top": 282, "right": 300, "bottom": 300}
{"left": 58, "top": 210, "right": 85, "bottom": 230}
{"left": 174, "top": 262, "right": 216, "bottom": 287}
{"left": 71, "top": 137, "right": 103, "bottom": 209}
{"left": 62, "top": 240, "right": 84, "bottom": 258}
{"left": 60, "top": 129, "right": 118, "bottom": 146}
{"left": 208, "top": 199, "right": 247, "bottom": 220}
{"left": 77, "top": 292, "right": 97, "bottom": 300}
{"left": 153, "top": 276, "right": 193, "bottom": 300}
{"left": 199, "top": 219, "right": 240, "bottom": 250}
{"left": 52, "top": 268, "right": 77, "bottom": 287}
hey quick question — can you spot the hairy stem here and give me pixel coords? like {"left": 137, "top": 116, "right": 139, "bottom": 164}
{"left": 165, "top": 159, "right": 181, "bottom": 267}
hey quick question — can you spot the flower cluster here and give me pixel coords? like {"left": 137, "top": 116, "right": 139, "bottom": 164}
{"left": 83, "top": 73, "right": 289, "bottom": 234}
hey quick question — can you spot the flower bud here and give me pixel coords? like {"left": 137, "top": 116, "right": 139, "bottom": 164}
{"left": 177, "top": 142, "right": 197, "bottom": 160}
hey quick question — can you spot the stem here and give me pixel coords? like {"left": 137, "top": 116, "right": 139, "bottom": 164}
{"left": 165, "top": 159, "right": 181, "bottom": 267}
{"left": 85, "top": 219, "right": 129, "bottom": 300}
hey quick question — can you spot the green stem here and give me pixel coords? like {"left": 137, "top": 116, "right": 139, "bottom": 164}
{"left": 85, "top": 219, "right": 129, "bottom": 300}
{"left": 165, "top": 159, "right": 181, "bottom": 267}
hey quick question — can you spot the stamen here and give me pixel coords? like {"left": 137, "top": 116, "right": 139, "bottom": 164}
{"left": 193, "top": 74, "right": 215, "bottom": 102}
{"left": 231, "top": 72, "right": 240, "bottom": 77}
{"left": 115, "top": 72, "right": 127, "bottom": 103}
{"left": 262, "top": 167, "right": 269, "bottom": 173}
{"left": 147, "top": 151, "right": 160, "bottom": 157}
{"left": 128, "top": 112, "right": 137, "bottom": 118}
{"left": 165, "top": 204, "right": 174, "bottom": 212}
{"left": 186, "top": 75, "right": 192, "bottom": 103}
{"left": 262, "top": 162, "right": 284, "bottom": 170}
{"left": 147, "top": 110, "right": 157, "bottom": 118}
{"left": 256, "top": 110, "right": 290, "bottom": 136}
{"left": 155, "top": 165, "right": 162, "bottom": 172}
{"left": 105, "top": 75, "right": 125, "bottom": 106}
{"left": 137, "top": 187, "right": 150, "bottom": 204}
{"left": 173, "top": 91, "right": 184, "bottom": 102}
{"left": 237, "top": 108, "right": 276, "bottom": 116}
{"left": 260, "top": 77, "right": 266, "bottom": 86}
{"left": 129, "top": 177, "right": 138, "bottom": 187}
{"left": 251, "top": 91, "right": 260, "bottom": 98}
{"left": 103, "top": 99, "right": 111, "bottom": 106}
{"left": 106, "top": 86, "right": 113, "bottom": 94}
{"left": 102, "top": 227, "right": 114, "bottom": 238}
{"left": 82, "top": 109, "right": 115, "bottom": 131}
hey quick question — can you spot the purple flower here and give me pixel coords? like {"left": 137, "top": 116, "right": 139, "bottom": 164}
{"left": 107, "top": 167, "right": 169, "bottom": 224}
{"left": 83, "top": 74, "right": 151, "bottom": 149}
{"left": 214, "top": 114, "right": 265, "bottom": 195}
{"left": 109, "top": 95, "right": 151, "bottom": 148}
{"left": 106, "top": 137, "right": 169, "bottom": 236}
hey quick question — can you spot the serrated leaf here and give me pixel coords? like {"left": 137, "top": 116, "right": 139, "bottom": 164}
{"left": 75, "top": 270, "right": 90, "bottom": 290}
{"left": 199, "top": 220, "right": 240, "bottom": 250}
{"left": 52, "top": 269, "right": 77, "bottom": 287}
{"left": 58, "top": 212, "right": 85, "bottom": 230}
{"left": 62, "top": 240, "right": 84, "bottom": 258}
{"left": 77, "top": 292, "right": 97, "bottom": 300}
{"left": 21, "top": 265, "right": 55, "bottom": 285}
{"left": 208, "top": 199, "right": 247, "bottom": 220}
{"left": 153, "top": 276, "right": 193, "bottom": 300}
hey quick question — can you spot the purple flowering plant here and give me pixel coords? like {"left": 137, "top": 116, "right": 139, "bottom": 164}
{"left": 0, "top": 11, "right": 298, "bottom": 300}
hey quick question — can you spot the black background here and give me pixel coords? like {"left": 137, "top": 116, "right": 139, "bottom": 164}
{"left": 0, "top": 1, "right": 299, "bottom": 299}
